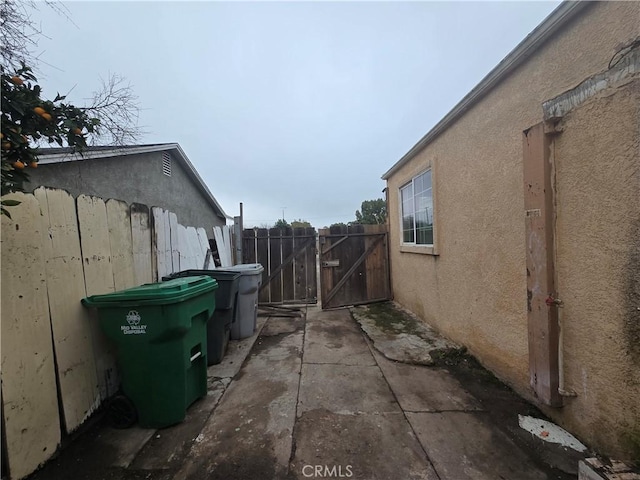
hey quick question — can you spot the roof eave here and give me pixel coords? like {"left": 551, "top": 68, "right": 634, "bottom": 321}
{"left": 170, "top": 145, "right": 233, "bottom": 221}
{"left": 381, "top": 0, "right": 590, "bottom": 181}
{"left": 37, "top": 143, "right": 232, "bottom": 220}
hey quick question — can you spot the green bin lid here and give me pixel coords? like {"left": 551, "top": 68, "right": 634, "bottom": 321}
{"left": 82, "top": 275, "right": 218, "bottom": 307}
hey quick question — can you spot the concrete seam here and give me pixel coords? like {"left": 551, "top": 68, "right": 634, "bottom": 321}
{"left": 286, "top": 309, "right": 307, "bottom": 475}
{"left": 358, "top": 320, "right": 444, "bottom": 480}
{"left": 403, "top": 409, "right": 489, "bottom": 414}
{"left": 303, "top": 361, "right": 378, "bottom": 367}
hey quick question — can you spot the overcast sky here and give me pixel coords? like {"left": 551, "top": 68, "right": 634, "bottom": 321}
{"left": 30, "top": 1, "right": 561, "bottom": 228}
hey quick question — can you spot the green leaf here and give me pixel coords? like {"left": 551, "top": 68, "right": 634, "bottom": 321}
{"left": 1, "top": 199, "right": 21, "bottom": 206}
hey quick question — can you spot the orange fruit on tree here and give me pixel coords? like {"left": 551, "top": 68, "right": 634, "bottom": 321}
{"left": 12, "top": 161, "right": 25, "bottom": 169}
{"left": 29, "top": 161, "right": 38, "bottom": 168}
{"left": 72, "top": 127, "right": 83, "bottom": 135}
{"left": 10, "top": 76, "right": 23, "bottom": 86}
{"left": 2, "top": 141, "right": 11, "bottom": 150}
{"left": 41, "top": 112, "right": 52, "bottom": 121}
{"left": 33, "top": 106, "right": 46, "bottom": 116}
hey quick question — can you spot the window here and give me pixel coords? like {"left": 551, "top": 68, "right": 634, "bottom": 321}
{"left": 400, "top": 169, "right": 433, "bottom": 245}
{"left": 162, "top": 152, "right": 172, "bottom": 176}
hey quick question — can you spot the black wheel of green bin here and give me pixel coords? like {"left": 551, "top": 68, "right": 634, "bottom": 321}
{"left": 107, "top": 395, "right": 137, "bottom": 429}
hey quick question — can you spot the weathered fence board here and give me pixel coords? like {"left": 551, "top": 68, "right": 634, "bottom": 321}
{"left": 106, "top": 199, "right": 136, "bottom": 291}
{"left": 177, "top": 224, "right": 204, "bottom": 271}
{"left": 222, "top": 225, "right": 232, "bottom": 266}
{"left": 177, "top": 224, "right": 189, "bottom": 271}
{"left": 77, "top": 195, "right": 119, "bottom": 400}
{"left": 364, "top": 224, "right": 389, "bottom": 301}
{"left": 269, "top": 228, "right": 283, "bottom": 303}
{"left": 213, "top": 225, "right": 233, "bottom": 267}
{"left": 319, "top": 224, "right": 390, "bottom": 309}
{"left": 256, "top": 228, "right": 270, "bottom": 303}
{"left": 2, "top": 189, "right": 217, "bottom": 479}
{"left": 196, "top": 227, "right": 211, "bottom": 268}
{"left": 188, "top": 226, "right": 206, "bottom": 269}
{"left": 131, "top": 204, "right": 153, "bottom": 285}
{"left": 1, "top": 193, "right": 61, "bottom": 480}
{"left": 242, "top": 227, "right": 317, "bottom": 304}
{"left": 184, "top": 226, "right": 205, "bottom": 270}
{"left": 281, "top": 228, "right": 294, "bottom": 301}
{"left": 169, "top": 211, "right": 179, "bottom": 272}
{"left": 152, "top": 207, "right": 172, "bottom": 280}
{"left": 34, "top": 187, "right": 99, "bottom": 434}
{"left": 294, "top": 227, "right": 317, "bottom": 303}
{"left": 243, "top": 230, "right": 256, "bottom": 264}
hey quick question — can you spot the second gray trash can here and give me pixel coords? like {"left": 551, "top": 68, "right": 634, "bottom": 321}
{"left": 219, "top": 263, "right": 264, "bottom": 339}
{"left": 162, "top": 269, "right": 241, "bottom": 365}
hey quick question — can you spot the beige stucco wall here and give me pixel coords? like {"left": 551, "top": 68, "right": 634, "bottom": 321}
{"left": 385, "top": 1, "right": 640, "bottom": 460}
{"left": 553, "top": 78, "right": 640, "bottom": 460}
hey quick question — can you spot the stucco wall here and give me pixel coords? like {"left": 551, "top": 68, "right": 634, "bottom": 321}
{"left": 25, "top": 151, "right": 226, "bottom": 237}
{"left": 553, "top": 78, "right": 640, "bottom": 460}
{"left": 385, "top": 1, "right": 640, "bottom": 460}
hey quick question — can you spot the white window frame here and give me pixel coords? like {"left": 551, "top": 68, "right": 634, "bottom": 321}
{"left": 398, "top": 166, "right": 438, "bottom": 255}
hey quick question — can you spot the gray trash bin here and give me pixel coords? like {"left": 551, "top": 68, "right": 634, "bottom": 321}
{"left": 218, "top": 264, "right": 264, "bottom": 339}
{"left": 162, "top": 269, "right": 241, "bottom": 365}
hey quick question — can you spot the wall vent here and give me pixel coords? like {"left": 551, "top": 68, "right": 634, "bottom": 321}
{"left": 162, "top": 152, "right": 172, "bottom": 176}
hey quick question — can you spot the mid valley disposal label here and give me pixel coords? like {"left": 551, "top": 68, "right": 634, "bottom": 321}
{"left": 122, "top": 310, "right": 147, "bottom": 335}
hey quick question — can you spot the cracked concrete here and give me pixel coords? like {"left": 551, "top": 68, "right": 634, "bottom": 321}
{"left": 27, "top": 302, "right": 587, "bottom": 480}
{"left": 351, "top": 302, "right": 459, "bottom": 365}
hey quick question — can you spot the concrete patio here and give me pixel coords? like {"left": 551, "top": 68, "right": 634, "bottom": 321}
{"left": 28, "top": 303, "right": 586, "bottom": 480}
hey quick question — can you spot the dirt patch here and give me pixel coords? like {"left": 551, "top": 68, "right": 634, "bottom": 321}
{"left": 431, "top": 348, "right": 584, "bottom": 477}
{"left": 351, "top": 302, "right": 459, "bottom": 365}
{"left": 261, "top": 316, "right": 305, "bottom": 337}
{"left": 26, "top": 415, "right": 170, "bottom": 480}
{"left": 305, "top": 321, "right": 358, "bottom": 351}
{"left": 352, "top": 301, "right": 586, "bottom": 477}
{"left": 182, "top": 376, "right": 292, "bottom": 480}
{"left": 362, "top": 301, "right": 425, "bottom": 336}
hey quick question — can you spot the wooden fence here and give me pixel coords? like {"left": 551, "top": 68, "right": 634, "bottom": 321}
{"left": 242, "top": 227, "right": 317, "bottom": 304}
{"left": 318, "top": 224, "right": 391, "bottom": 309}
{"left": 0, "top": 187, "right": 222, "bottom": 480}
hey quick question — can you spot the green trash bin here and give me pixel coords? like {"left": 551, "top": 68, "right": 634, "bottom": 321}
{"left": 82, "top": 276, "right": 218, "bottom": 429}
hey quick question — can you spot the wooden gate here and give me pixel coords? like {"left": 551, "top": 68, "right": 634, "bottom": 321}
{"left": 242, "top": 227, "right": 317, "bottom": 305}
{"left": 318, "top": 224, "right": 391, "bottom": 309}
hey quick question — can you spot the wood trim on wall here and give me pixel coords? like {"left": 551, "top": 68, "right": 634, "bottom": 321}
{"left": 523, "top": 123, "right": 562, "bottom": 407}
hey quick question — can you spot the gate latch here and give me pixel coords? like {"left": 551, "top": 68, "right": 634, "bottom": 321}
{"left": 322, "top": 260, "right": 340, "bottom": 268}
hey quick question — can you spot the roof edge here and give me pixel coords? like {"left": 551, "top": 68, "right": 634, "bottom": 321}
{"left": 36, "top": 144, "right": 175, "bottom": 164}
{"left": 381, "top": 0, "right": 590, "bottom": 180}
{"left": 37, "top": 143, "right": 232, "bottom": 221}
{"left": 171, "top": 145, "right": 233, "bottom": 221}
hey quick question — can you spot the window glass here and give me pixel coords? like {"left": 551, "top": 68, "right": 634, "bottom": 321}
{"left": 400, "top": 183, "right": 415, "bottom": 243}
{"left": 400, "top": 169, "right": 433, "bottom": 246}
